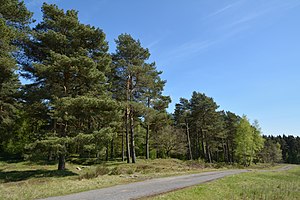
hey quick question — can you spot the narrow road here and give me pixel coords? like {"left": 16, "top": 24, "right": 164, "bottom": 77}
{"left": 41, "top": 169, "right": 249, "bottom": 200}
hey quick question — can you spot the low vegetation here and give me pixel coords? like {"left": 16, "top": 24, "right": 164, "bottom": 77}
{"left": 0, "top": 158, "right": 283, "bottom": 200}
{"left": 0, "top": 158, "right": 223, "bottom": 200}
{"left": 148, "top": 166, "right": 300, "bottom": 200}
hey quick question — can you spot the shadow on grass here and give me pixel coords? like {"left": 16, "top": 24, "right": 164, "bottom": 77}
{"left": 0, "top": 157, "right": 23, "bottom": 164}
{"left": 0, "top": 169, "right": 77, "bottom": 183}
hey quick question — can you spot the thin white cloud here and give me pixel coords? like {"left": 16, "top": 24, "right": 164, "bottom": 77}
{"left": 220, "top": 1, "right": 300, "bottom": 34}
{"left": 205, "top": 0, "right": 243, "bottom": 19}
{"left": 172, "top": 0, "right": 300, "bottom": 61}
{"left": 161, "top": 39, "right": 217, "bottom": 64}
{"left": 146, "top": 39, "right": 161, "bottom": 50}
{"left": 223, "top": 10, "right": 268, "bottom": 29}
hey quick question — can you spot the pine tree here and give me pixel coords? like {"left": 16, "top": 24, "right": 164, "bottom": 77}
{"left": 112, "top": 34, "right": 167, "bottom": 163}
{"left": 0, "top": 0, "right": 32, "bottom": 152}
{"left": 142, "top": 66, "right": 169, "bottom": 159}
{"left": 174, "top": 98, "right": 193, "bottom": 160}
{"left": 189, "top": 92, "right": 220, "bottom": 162}
{"left": 223, "top": 111, "right": 241, "bottom": 163}
{"left": 22, "top": 3, "right": 119, "bottom": 170}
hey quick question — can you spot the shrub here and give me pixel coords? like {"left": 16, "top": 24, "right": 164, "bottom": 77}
{"left": 126, "top": 168, "right": 134, "bottom": 174}
{"left": 79, "top": 165, "right": 110, "bottom": 179}
{"left": 110, "top": 167, "right": 122, "bottom": 175}
{"left": 95, "top": 165, "right": 110, "bottom": 175}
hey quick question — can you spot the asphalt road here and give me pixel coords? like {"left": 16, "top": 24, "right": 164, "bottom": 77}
{"left": 41, "top": 169, "right": 249, "bottom": 200}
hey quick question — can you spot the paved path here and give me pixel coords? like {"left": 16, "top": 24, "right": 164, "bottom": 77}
{"left": 41, "top": 169, "right": 249, "bottom": 200}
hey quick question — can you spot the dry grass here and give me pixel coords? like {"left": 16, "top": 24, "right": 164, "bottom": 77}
{"left": 0, "top": 158, "right": 285, "bottom": 200}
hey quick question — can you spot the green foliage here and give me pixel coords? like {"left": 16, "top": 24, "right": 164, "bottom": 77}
{"left": 0, "top": 0, "right": 32, "bottom": 153}
{"left": 263, "top": 135, "right": 300, "bottom": 164}
{"left": 155, "top": 125, "right": 185, "bottom": 157}
{"left": 234, "top": 116, "right": 264, "bottom": 166}
{"left": 260, "top": 139, "right": 282, "bottom": 163}
{"left": 20, "top": 3, "right": 121, "bottom": 169}
{"left": 112, "top": 33, "right": 168, "bottom": 162}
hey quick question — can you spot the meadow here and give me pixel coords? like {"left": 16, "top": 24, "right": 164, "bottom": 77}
{"left": 149, "top": 165, "right": 300, "bottom": 200}
{"left": 0, "top": 158, "right": 227, "bottom": 200}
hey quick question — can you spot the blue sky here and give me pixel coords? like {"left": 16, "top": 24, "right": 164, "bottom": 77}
{"left": 23, "top": 0, "right": 300, "bottom": 136}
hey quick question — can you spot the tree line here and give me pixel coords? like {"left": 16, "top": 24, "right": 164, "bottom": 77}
{"left": 1, "top": 1, "right": 299, "bottom": 170}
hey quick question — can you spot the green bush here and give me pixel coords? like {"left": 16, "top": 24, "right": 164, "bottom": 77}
{"left": 79, "top": 165, "right": 110, "bottom": 179}
{"left": 95, "top": 165, "right": 110, "bottom": 175}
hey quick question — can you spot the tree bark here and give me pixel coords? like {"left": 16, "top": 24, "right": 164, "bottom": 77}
{"left": 130, "top": 107, "right": 136, "bottom": 163}
{"left": 185, "top": 120, "right": 192, "bottom": 160}
{"left": 207, "top": 146, "right": 212, "bottom": 163}
{"left": 58, "top": 153, "right": 65, "bottom": 170}
{"left": 200, "top": 129, "right": 206, "bottom": 159}
{"left": 146, "top": 124, "right": 150, "bottom": 159}
{"left": 204, "top": 131, "right": 211, "bottom": 163}
{"left": 125, "top": 107, "right": 131, "bottom": 163}
{"left": 110, "top": 139, "right": 114, "bottom": 159}
{"left": 145, "top": 96, "right": 150, "bottom": 159}
{"left": 58, "top": 122, "right": 67, "bottom": 170}
{"left": 125, "top": 75, "right": 131, "bottom": 163}
{"left": 122, "top": 125, "right": 125, "bottom": 162}
{"left": 196, "top": 130, "right": 201, "bottom": 159}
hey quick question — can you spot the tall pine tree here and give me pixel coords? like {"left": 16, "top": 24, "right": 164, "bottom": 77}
{"left": 0, "top": 0, "right": 32, "bottom": 153}
{"left": 112, "top": 34, "right": 167, "bottom": 163}
{"left": 22, "top": 3, "right": 119, "bottom": 170}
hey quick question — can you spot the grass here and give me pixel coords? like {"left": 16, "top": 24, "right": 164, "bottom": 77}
{"left": 0, "top": 158, "right": 289, "bottom": 200}
{"left": 0, "top": 158, "right": 221, "bottom": 200}
{"left": 148, "top": 165, "right": 300, "bottom": 200}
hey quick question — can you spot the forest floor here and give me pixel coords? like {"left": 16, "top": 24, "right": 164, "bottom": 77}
{"left": 147, "top": 165, "right": 300, "bottom": 200}
{"left": 0, "top": 158, "right": 286, "bottom": 200}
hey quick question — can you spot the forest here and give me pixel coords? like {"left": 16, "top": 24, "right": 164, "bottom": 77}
{"left": 1, "top": 0, "right": 300, "bottom": 171}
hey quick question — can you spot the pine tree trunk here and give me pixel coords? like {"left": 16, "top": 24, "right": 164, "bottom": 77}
{"left": 122, "top": 125, "right": 125, "bottom": 161}
{"left": 130, "top": 107, "right": 136, "bottom": 163}
{"left": 126, "top": 107, "right": 131, "bottom": 163}
{"left": 207, "top": 146, "right": 212, "bottom": 163}
{"left": 201, "top": 129, "right": 206, "bottom": 159}
{"left": 58, "top": 153, "right": 65, "bottom": 170}
{"left": 58, "top": 122, "right": 67, "bottom": 170}
{"left": 185, "top": 120, "right": 192, "bottom": 160}
{"left": 126, "top": 76, "right": 131, "bottom": 163}
{"left": 146, "top": 124, "right": 150, "bottom": 159}
{"left": 196, "top": 130, "right": 201, "bottom": 159}
{"left": 145, "top": 96, "right": 151, "bottom": 159}
{"left": 110, "top": 139, "right": 114, "bottom": 159}
{"left": 204, "top": 132, "right": 210, "bottom": 162}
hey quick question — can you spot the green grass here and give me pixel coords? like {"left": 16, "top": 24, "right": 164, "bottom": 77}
{"left": 0, "top": 158, "right": 225, "bottom": 200}
{"left": 0, "top": 158, "right": 289, "bottom": 200}
{"left": 149, "top": 165, "right": 300, "bottom": 200}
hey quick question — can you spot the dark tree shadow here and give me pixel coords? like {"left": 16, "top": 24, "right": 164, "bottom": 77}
{"left": 0, "top": 169, "right": 77, "bottom": 183}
